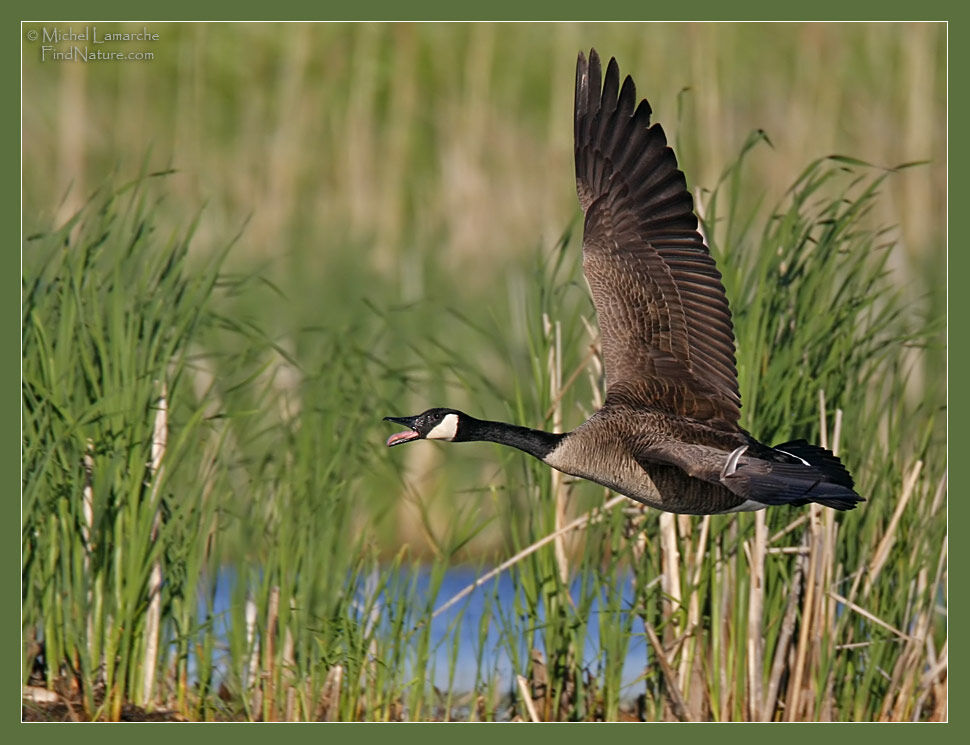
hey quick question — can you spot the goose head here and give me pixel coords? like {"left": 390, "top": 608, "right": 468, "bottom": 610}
{"left": 384, "top": 408, "right": 463, "bottom": 447}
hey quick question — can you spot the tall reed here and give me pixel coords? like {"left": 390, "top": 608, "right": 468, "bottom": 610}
{"left": 22, "top": 173, "right": 235, "bottom": 718}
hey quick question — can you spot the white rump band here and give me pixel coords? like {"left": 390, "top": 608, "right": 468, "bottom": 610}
{"left": 720, "top": 445, "right": 748, "bottom": 479}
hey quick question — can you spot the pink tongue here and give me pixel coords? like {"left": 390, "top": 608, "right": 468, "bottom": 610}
{"left": 386, "top": 430, "right": 420, "bottom": 447}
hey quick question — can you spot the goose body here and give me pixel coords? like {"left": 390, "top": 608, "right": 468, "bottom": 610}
{"left": 385, "top": 50, "right": 863, "bottom": 515}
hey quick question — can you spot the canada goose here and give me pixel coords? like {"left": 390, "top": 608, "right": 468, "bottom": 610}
{"left": 385, "top": 49, "right": 863, "bottom": 515}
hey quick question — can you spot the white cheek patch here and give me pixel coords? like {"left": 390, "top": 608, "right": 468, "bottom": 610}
{"left": 426, "top": 413, "right": 459, "bottom": 441}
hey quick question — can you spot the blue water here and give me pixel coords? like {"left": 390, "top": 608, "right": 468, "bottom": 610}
{"left": 200, "top": 566, "right": 649, "bottom": 697}
{"left": 405, "top": 568, "right": 648, "bottom": 693}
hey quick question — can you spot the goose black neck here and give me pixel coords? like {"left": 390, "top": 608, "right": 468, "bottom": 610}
{"left": 457, "top": 416, "right": 564, "bottom": 461}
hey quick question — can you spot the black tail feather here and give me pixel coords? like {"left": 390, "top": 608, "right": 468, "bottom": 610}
{"left": 730, "top": 440, "right": 864, "bottom": 511}
{"left": 773, "top": 439, "right": 856, "bottom": 489}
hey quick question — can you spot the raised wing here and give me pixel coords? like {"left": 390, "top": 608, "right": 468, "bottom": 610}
{"left": 575, "top": 49, "right": 740, "bottom": 427}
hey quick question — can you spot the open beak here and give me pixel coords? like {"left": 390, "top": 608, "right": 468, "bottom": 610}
{"left": 384, "top": 415, "right": 422, "bottom": 447}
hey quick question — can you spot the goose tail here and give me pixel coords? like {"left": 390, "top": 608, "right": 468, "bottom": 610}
{"left": 733, "top": 439, "right": 864, "bottom": 511}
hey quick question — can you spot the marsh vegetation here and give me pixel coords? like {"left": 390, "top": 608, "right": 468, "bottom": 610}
{"left": 22, "top": 23, "right": 945, "bottom": 721}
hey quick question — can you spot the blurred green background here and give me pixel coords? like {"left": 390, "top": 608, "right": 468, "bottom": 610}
{"left": 22, "top": 22, "right": 947, "bottom": 721}
{"left": 23, "top": 21, "right": 946, "bottom": 559}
